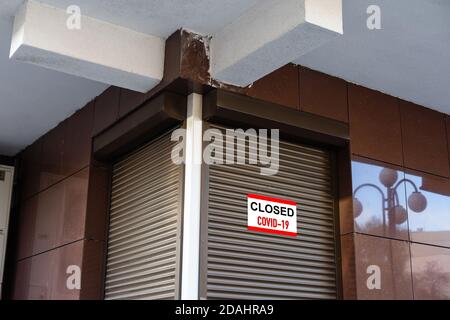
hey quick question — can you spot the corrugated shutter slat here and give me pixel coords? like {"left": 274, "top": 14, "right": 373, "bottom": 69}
{"left": 105, "top": 130, "right": 181, "bottom": 300}
{"left": 206, "top": 124, "right": 338, "bottom": 300}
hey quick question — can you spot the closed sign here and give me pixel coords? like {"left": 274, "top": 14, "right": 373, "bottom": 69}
{"left": 247, "top": 194, "right": 297, "bottom": 237}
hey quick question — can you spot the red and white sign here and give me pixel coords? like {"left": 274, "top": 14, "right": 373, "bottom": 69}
{"left": 247, "top": 194, "right": 297, "bottom": 237}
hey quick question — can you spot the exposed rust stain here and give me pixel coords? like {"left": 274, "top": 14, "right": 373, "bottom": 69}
{"left": 177, "top": 29, "right": 252, "bottom": 95}
{"left": 210, "top": 78, "right": 248, "bottom": 95}
{"left": 180, "top": 29, "right": 211, "bottom": 84}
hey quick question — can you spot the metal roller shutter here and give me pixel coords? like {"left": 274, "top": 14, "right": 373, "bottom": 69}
{"left": 105, "top": 130, "right": 182, "bottom": 300}
{"left": 205, "top": 124, "right": 338, "bottom": 300}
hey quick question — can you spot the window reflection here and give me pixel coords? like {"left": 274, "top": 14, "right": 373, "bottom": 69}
{"left": 411, "top": 244, "right": 450, "bottom": 300}
{"left": 355, "top": 235, "right": 413, "bottom": 300}
{"left": 406, "top": 172, "right": 450, "bottom": 247}
{"left": 351, "top": 159, "right": 450, "bottom": 299}
{"left": 352, "top": 160, "right": 411, "bottom": 240}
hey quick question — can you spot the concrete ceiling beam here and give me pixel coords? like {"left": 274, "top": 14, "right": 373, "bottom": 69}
{"left": 210, "top": 0, "right": 343, "bottom": 87}
{"left": 9, "top": 0, "right": 165, "bottom": 93}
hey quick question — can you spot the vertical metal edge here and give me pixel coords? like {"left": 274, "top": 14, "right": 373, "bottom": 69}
{"left": 330, "top": 149, "right": 344, "bottom": 300}
{"left": 99, "top": 163, "right": 113, "bottom": 300}
{"left": 198, "top": 122, "right": 211, "bottom": 300}
{"left": 174, "top": 123, "right": 186, "bottom": 300}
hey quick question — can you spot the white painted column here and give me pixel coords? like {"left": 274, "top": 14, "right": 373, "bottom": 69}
{"left": 180, "top": 93, "right": 203, "bottom": 300}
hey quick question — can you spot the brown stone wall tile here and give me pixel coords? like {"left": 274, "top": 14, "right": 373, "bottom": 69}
{"left": 246, "top": 64, "right": 299, "bottom": 110}
{"left": 411, "top": 243, "right": 450, "bottom": 299}
{"left": 12, "top": 258, "right": 31, "bottom": 299}
{"left": 340, "top": 233, "right": 357, "bottom": 299}
{"left": 51, "top": 241, "right": 84, "bottom": 300}
{"left": 59, "top": 168, "right": 89, "bottom": 245}
{"left": 354, "top": 234, "right": 413, "bottom": 300}
{"left": 93, "top": 87, "right": 120, "bottom": 136}
{"left": 16, "top": 197, "right": 37, "bottom": 260}
{"left": 27, "top": 250, "right": 57, "bottom": 300}
{"left": 63, "top": 102, "right": 94, "bottom": 176}
{"left": 349, "top": 85, "right": 403, "bottom": 165}
{"left": 33, "top": 183, "right": 64, "bottom": 255}
{"left": 80, "top": 240, "right": 105, "bottom": 300}
{"left": 20, "top": 139, "right": 42, "bottom": 199}
{"left": 299, "top": 67, "right": 348, "bottom": 122}
{"left": 85, "top": 165, "right": 110, "bottom": 242}
{"left": 40, "top": 123, "right": 65, "bottom": 190}
{"left": 400, "top": 100, "right": 449, "bottom": 177}
{"left": 13, "top": 241, "right": 85, "bottom": 300}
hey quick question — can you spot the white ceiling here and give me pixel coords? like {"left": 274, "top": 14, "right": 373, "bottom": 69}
{"left": 29, "top": 0, "right": 261, "bottom": 37}
{"left": 0, "top": 2, "right": 108, "bottom": 156}
{"left": 1, "top": 0, "right": 449, "bottom": 156}
{"left": 296, "top": 0, "right": 450, "bottom": 114}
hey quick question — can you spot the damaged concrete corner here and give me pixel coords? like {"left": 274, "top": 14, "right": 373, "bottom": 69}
{"left": 170, "top": 29, "right": 249, "bottom": 95}
{"left": 179, "top": 29, "right": 211, "bottom": 84}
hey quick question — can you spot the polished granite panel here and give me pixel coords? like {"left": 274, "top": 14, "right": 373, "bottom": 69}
{"left": 411, "top": 243, "right": 450, "bottom": 300}
{"left": 354, "top": 234, "right": 413, "bottom": 300}
{"left": 405, "top": 170, "right": 450, "bottom": 248}
{"left": 349, "top": 85, "right": 403, "bottom": 165}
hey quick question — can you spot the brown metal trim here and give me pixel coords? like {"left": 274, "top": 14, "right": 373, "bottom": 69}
{"left": 99, "top": 164, "right": 113, "bottom": 301}
{"left": 93, "top": 92, "right": 187, "bottom": 161}
{"left": 203, "top": 90, "right": 349, "bottom": 146}
{"left": 336, "top": 143, "right": 358, "bottom": 300}
{"left": 330, "top": 149, "right": 344, "bottom": 300}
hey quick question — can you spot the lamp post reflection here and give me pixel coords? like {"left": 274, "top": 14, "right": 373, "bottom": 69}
{"left": 353, "top": 167, "right": 427, "bottom": 297}
{"left": 353, "top": 168, "right": 427, "bottom": 236}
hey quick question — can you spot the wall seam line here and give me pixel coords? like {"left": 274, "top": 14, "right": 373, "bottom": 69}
{"left": 15, "top": 237, "right": 93, "bottom": 262}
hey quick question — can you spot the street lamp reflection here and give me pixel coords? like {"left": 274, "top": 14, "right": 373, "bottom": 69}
{"left": 353, "top": 168, "right": 427, "bottom": 233}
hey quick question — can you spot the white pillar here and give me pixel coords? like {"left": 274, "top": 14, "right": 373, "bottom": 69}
{"left": 180, "top": 93, "right": 203, "bottom": 300}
